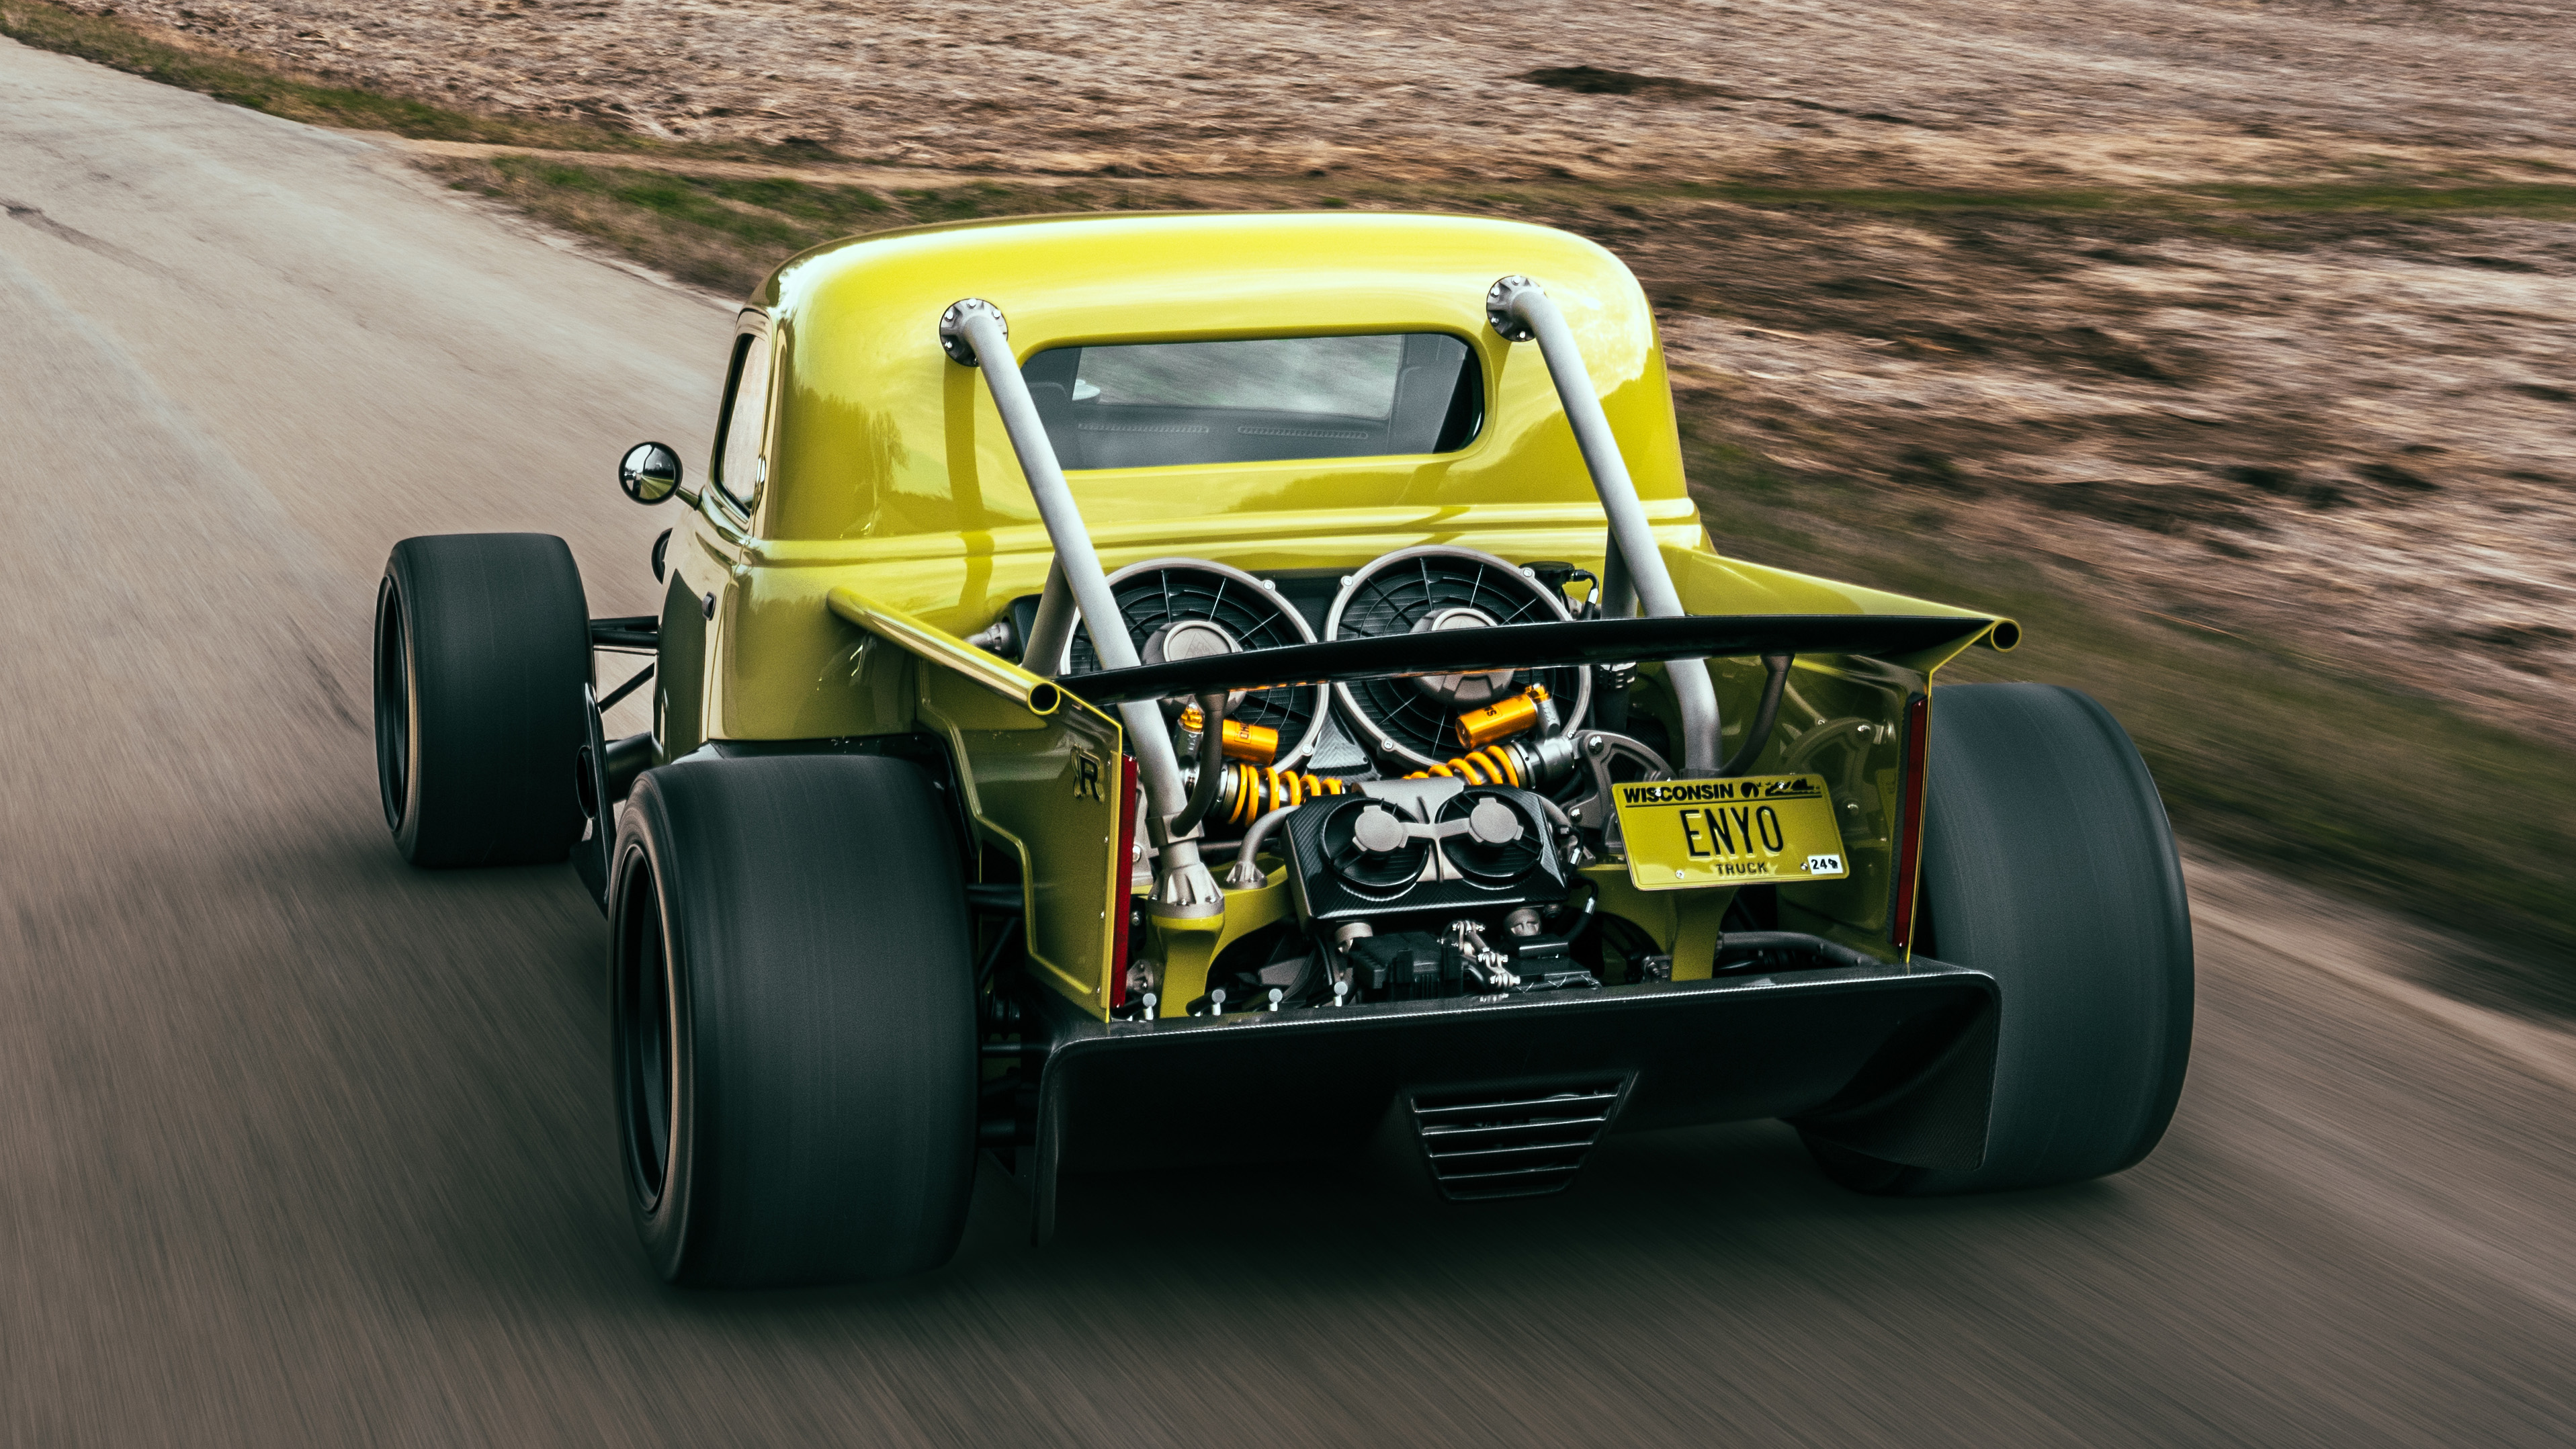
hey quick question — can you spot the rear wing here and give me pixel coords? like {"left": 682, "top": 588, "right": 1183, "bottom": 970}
{"left": 1056, "top": 613, "right": 2010, "bottom": 707}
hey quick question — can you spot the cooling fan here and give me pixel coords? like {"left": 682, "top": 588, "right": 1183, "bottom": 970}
{"left": 1061, "top": 558, "right": 1328, "bottom": 770}
{"left": 1323, "top": 545, "right": 1590, "bottom": 770}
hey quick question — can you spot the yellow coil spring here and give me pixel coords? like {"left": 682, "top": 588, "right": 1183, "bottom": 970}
{"left": 1225, "top": 765, "right": 1350, "bottom": 826}
{"left": 1220, "top": 748, "right": 1522, "bottom": 827}
{"left": 1405, "top": 746, "right": 1523, "bottom": 789}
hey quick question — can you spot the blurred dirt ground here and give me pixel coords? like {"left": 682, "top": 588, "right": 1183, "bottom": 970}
{"left": 65, "top": 0, "right": 2576, "bottom": 185}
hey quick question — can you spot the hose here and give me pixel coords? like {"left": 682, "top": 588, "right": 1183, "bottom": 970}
{"left": 1713, "top": 930, "right": 1884, "bottom": 972}
{"left": 1168, "top": 691, "right": 1230, "bottom": 837}
{"left": 1719, "top": 654, "right": 1793, "bottom": 778}
{"left": 1530, "top": 791, "right": 1586, "bottom": 865}
{"left": 1565, "top": 889, "right": 1599, "bottom": 942}
{"left": 1535, "top": 793, "right": 1576, "bottom": 835}
{"left": 1227, "top": 805, "right": 1301, "bottom": 888}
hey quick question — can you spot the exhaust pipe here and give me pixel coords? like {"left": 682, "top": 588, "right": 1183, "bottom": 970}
{"left": 1487, "top": 276, "right": 1721, "bottom": 776}
{"left": 939, "top": 299, "right": 1222, "bottom": 919}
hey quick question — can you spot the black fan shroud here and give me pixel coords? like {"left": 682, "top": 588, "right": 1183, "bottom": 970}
{"left": 1436, "top": 790, "right": 1544, "bottom": 888}
{"left": 1318, "top": 797, "right": 1430, "bottom": 897}
{"left": 1064, "top": 561, "right": 1324, "bottom": 766}
{"left": 1326, "top": 548, "right": 1588, "bottom": 766}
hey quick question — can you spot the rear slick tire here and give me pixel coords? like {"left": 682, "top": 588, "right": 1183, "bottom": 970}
{"left": 1806, "top": 683, "right": 2194, "bottom": 1195}
{"left": 610, "top": 753, "right": 978, "bottom": 1288}
{"left": 374, "top": 533, "right": 591, "bottom": 867}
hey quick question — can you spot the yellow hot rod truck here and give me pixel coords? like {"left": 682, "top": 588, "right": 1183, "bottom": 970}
{"left": 370, "top": 212, "right": 2192, "bottom": 1287}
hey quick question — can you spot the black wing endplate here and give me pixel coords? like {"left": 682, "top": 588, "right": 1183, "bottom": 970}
{"left": 1056, "top": 614, "right": 1998, "bottom": 707}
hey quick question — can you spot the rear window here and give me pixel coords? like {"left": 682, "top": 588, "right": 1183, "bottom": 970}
{"left": 1021, "top": 333, "right": 1482, "bottom": 470}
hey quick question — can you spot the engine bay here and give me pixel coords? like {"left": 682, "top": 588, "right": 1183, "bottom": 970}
{"left": 976, "top": 545, "right": 1818, "bottom": 1018}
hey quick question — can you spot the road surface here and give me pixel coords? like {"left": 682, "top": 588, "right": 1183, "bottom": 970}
{"left": 2, "top": 36, "right": 2571, "bottom": 1448}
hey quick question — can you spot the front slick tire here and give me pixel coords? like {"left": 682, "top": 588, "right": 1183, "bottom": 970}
{"left": 611, "top": 753, "right": 977, "bottom": 1288}
{"left": 374, "top": 533, "right": 591, "bottom": 867}
{"left": 1807, "top": 683, "right": 2194, "bottom": 1196}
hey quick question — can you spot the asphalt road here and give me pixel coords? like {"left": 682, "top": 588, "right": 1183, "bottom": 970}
{"left": 5, "top": 36, "right": 2574, "bottom": 1448}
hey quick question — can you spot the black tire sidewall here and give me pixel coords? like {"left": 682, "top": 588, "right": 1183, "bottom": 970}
{"left": 611, "top": 754, "right": 980, "bottom": 1288}
{"left": 374, "top": 534, "right": 591, "bottom": 867}
{"left": 375, "top": 572, "right": 423, "bottom": 848}
{"left": 1817, "top": 683, "right": 2195, "bottom": 1195}
{"left": 613, "top": 805, "right": 701, "bottom": 1280}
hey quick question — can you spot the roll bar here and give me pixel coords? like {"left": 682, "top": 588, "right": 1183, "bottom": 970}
{"left": 938, "top": 300, "right": 1222, "bottom": 920}
{"left": 941, "top": 277, "right": 1736, "bottom": 917}
{"left": 1487, "top": 276, "right": 1722, "bottom": 776}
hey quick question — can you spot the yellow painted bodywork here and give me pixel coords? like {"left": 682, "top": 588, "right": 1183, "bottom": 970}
{"left": 649, "top": 211, "right": 2006, "bottom": 1019}
{"left": 824, "top": 586, "right": 1063, "bottom": 715}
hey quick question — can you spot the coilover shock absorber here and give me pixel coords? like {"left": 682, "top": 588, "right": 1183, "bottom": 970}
{"left": 1198, "top": 747, "right": 1555, "bottom": 821}
{"left": 1406, "top": 687, "right": 1584, "bottom": 791}
{"left": 1205, "top": 763, "right": 1351, "bottom": 826}
{"left": 1407, "top": 746, "right": 1529, "bottom": 787}
{"left": 1186, "top": 683, "right": 1602, "bottom": 831}
{"left": 1176, "top": 704, "right": 1281, "bottom": 766}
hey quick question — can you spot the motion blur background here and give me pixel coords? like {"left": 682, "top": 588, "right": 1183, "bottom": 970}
{"left": 15, "top": 0, "right": 2573, "bottom": 1008}
{"left": 1, "top": 1, "right": 2571, "bottom": 1442}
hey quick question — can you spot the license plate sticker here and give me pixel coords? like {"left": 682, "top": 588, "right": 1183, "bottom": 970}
{"left": 1613, "top": 774, "right": 1849, "bottom": 891}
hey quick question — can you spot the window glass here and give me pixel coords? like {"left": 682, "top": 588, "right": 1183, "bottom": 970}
{"left": 1021, "top": 333, "right": 1481, "bottom": 470}
{"left": 712, "top": 331, "right": 771, "bottom": 513}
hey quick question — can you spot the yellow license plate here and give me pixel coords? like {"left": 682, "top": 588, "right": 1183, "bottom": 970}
{"left": 1614, "top": 775, "right": 1849, "bottom": 891}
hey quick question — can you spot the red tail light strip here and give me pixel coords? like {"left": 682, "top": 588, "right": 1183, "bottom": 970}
{"left": 1108, "top": 753, "right": 1140, "bottom": 1008}
{"left": 1888, "top": 691, "right": 1930, "bottom": 957}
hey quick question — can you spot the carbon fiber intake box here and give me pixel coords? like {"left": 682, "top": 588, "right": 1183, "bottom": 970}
{"left": 1281, "top": 784, "right": 1571, "bottom": 925}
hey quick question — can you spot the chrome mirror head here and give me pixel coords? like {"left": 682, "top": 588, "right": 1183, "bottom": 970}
{"left": 618, "top": 441, "right": 683, "bottom": 505}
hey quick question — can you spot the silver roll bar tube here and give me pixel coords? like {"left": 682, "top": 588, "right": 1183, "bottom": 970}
{"left": 1596, "top": 541, "right": 1637, "bottom": 622}
{"left": 939, "top": 299, "right": 1223, "bottom": 918}
{"left": 1487, "top": 276, "right": 1721, "bottom": 775}
{"left": 1021, "top": 560, "right": 1075, "bottom": 678}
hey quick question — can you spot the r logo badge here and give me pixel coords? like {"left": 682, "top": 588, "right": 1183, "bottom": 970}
{"left": 1072, "top": 750, "right": 1105, "bottom": 801}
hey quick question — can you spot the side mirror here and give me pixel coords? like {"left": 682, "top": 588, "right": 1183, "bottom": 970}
{"left": 619, "top": 441, "right": 683, "bottom": 505}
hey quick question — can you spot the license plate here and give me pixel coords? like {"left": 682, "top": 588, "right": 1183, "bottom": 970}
{"left": 1613, "top": 774, "right": 1849, "bottom": 891}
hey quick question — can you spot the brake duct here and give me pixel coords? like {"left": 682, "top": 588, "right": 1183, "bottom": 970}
{"left": 940, "top": 299, "right": 1223, "bottom": 920}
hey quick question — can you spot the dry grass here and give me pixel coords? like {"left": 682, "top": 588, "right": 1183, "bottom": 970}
{"left": 0, "top": 0, "right": 648, "bottom": 147}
